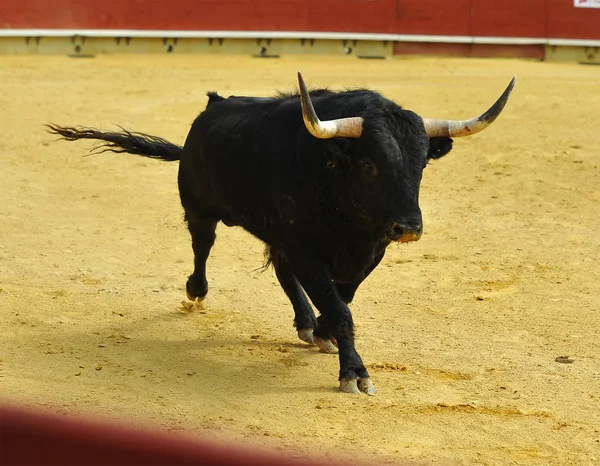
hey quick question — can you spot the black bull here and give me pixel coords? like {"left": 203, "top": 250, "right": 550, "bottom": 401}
{"left": 47, "top": 72, "right": 515, "bottom": 395}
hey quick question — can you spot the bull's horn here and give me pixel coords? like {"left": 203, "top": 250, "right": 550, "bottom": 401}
{"left": 423, "top": 76, "right": 516, "bottom": 138}
{"left": 297, "top": 71, "right": 363, "bottom": 139}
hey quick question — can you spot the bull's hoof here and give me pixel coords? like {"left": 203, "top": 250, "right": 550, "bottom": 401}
{"left": 339, "top": 378, "right": 360, "bottom": 394}
{"left": 358, "top": 377, "right": 377, "bottom": 395}
{"left": 186, "top": 289, "right": 202, "bottom": 302}
{"left": 186, "top": 275, "right": 208, "bottom": 301}
{"left": 185, "top": 287, "right": 206, "bottom": 302}
{"left": 315, "top": 337, "right": 338, "bottom": 354}
{"left": 297, "top": 328, "right": 315, "bottom": 344}
{"left": 339, "top": 377, "right": 376, "bottom": 395}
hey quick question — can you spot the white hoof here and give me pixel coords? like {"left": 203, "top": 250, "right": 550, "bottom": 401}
{"left": 297, "top": 328, "right": 315, "bottom": 344}
{"left": 315, "top": 337, "right": 338, "bottom": 354}
{"left": 358, "top": 377, "right": 377, "bottom": 395}
{"left": 339, "top": 378, "right": 360, "bottom": 394}
{"left": 339, "top": 377, "right": 377, "bottom": 395}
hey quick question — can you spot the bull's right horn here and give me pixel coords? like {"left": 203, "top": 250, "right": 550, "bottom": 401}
{"left": 423, "top": 76, "right": 516, "bottom": 138}
{"left": 297, "top": 71, "right": 363, "bottom": 139}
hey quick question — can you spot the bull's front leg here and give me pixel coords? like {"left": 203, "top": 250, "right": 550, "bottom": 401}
{"left": 285, "top": 247, "right": 376, "bottom": 395}
{"left": 336, "top": 248, "right": 386, "bottom": 304}
{"left": 269, "top": 247, "right": 318, "bottom": 344}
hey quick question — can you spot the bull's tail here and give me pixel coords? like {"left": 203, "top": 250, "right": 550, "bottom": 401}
{"left": 46, "top": 124, "right": 182, "bottom": 161}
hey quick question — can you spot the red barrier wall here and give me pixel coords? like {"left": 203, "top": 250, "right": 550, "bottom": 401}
{"left": 0, "top": 0, "right": 398, "bottom": 32}
{"left": 470, "top": 0, "right": 549, "bottom": 38}
{"left": 393, "top": 0, "right": 472, "bottom": 36}
{"left": 3, "top": 405, "right": 401, "bottom": 466}
{"left": 548, "top": 0, "right": 600, "bottom": 39}
{"left": 1, "top": 1, "right": 599, "bottom": 41}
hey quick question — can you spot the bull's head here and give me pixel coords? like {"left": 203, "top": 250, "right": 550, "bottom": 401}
{"left": 297, "top": 71, "right": 515, "bottom": 244}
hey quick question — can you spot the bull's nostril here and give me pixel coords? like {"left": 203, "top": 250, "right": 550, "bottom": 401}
{"left": 390, "top": 222, "right": 422, "bottom": 242}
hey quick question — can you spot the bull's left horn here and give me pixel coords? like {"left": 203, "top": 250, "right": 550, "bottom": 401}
{"left": 423, "top": 76, "right": 516, "bottom": 138}
{"left": 297, "top": 71, "right": 363, "bottom": 139}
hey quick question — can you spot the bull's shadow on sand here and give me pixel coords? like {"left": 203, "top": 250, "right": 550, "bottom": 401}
{"left": 5, "top": 302, "right": 342, "bottom": 401}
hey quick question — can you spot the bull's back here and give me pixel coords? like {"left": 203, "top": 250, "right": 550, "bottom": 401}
{"left": 179, "top": 98, "right": 301, "bottom": 243}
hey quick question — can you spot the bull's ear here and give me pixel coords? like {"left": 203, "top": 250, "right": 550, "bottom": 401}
{"left": 428, "top": 137, "right": 453, "bottom": 160}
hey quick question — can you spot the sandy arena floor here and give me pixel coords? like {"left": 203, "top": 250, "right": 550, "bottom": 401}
{"left": 0, "top": 54, "right": 599, "bottom": 465}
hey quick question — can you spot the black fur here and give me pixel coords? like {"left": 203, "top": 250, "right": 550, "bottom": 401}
{"left": 47, "top": 86, "right": 454, "bottom": 389}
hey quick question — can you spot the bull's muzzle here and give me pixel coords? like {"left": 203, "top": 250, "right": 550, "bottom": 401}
{"left": 390, "top": 223, "right": 423, "bottom": 243}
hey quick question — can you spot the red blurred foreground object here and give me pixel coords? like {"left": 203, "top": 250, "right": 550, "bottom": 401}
{"left": 0, "top": 404, "right": 363, "bottom": 466}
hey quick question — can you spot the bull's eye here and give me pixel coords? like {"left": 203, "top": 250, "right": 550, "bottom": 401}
{"left": 360, "top": 161, "right": 378, "bottom": 177}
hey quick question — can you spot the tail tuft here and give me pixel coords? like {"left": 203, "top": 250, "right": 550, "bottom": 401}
{"left": 46, "top": 124, "right": 182, "bottom": 161}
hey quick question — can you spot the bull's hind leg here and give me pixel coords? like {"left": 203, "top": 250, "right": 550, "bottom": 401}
{"left": 270, "top": 248, "right": 320, "bottom": 345}
{"left": 184, "top": 210, "right": 218, "bottom": 301}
